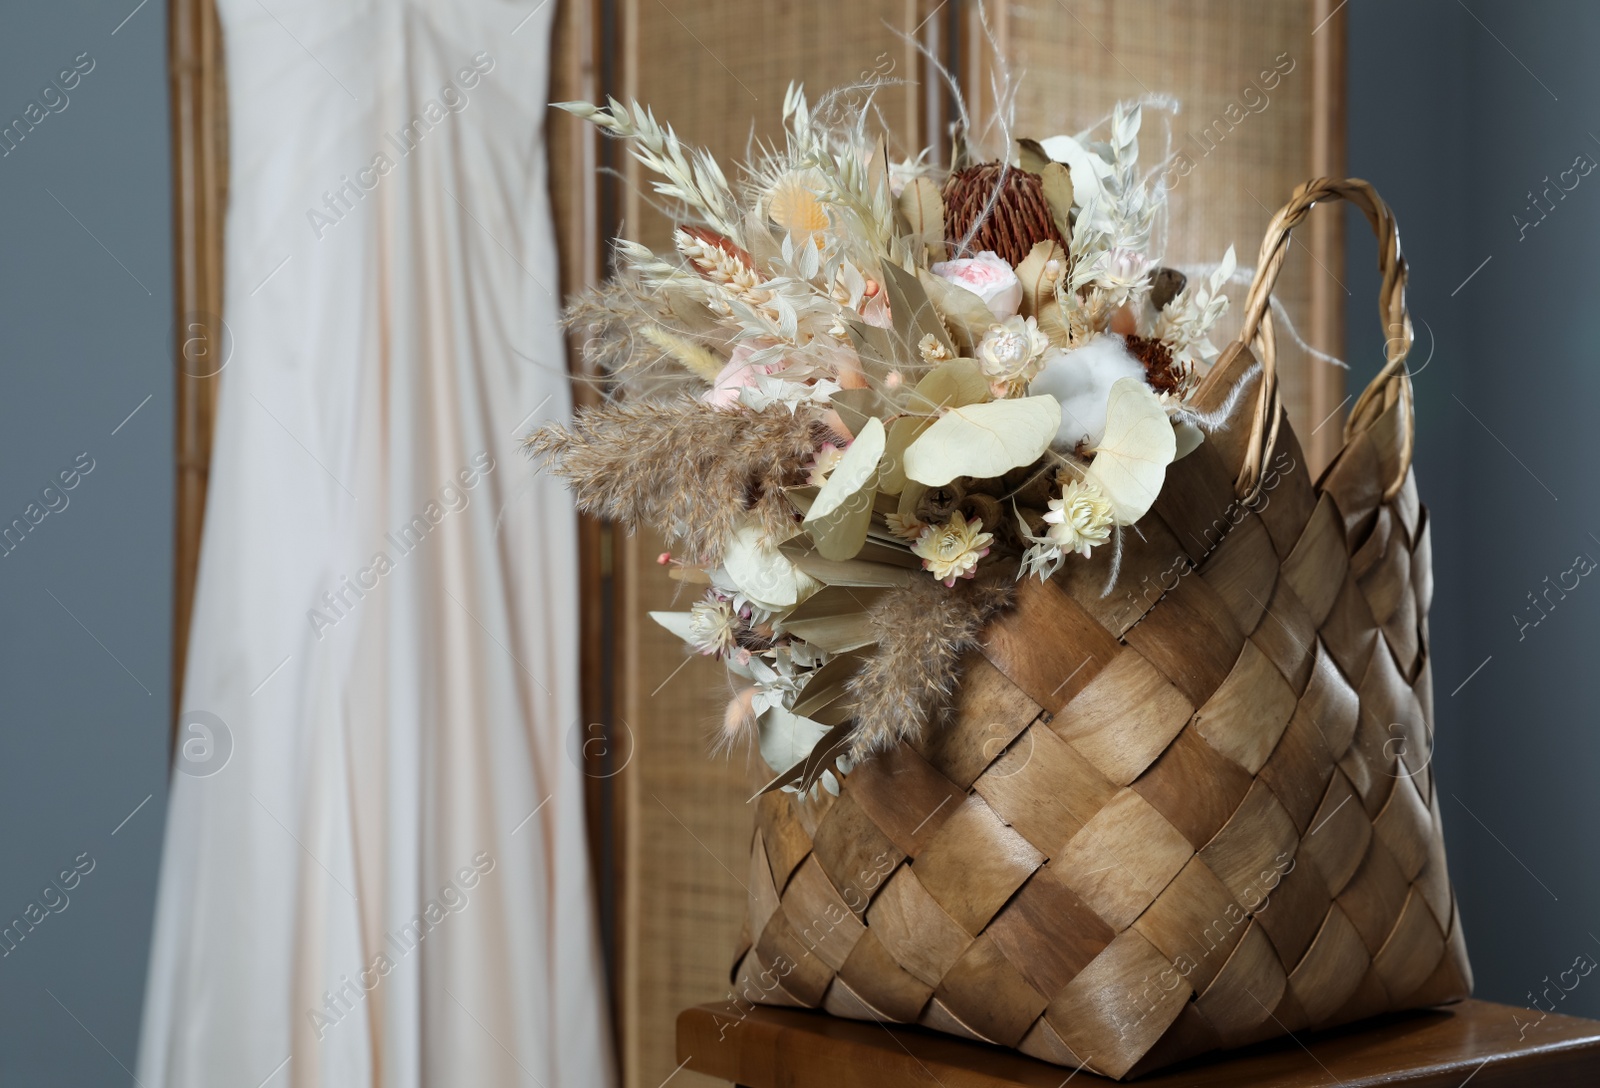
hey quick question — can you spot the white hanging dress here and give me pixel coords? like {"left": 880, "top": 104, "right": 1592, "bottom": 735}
{"left": 137, "top": 2, "right": 614, "bottom": 1085}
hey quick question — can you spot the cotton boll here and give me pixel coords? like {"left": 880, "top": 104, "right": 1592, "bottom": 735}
{"left": 1030, "top": 335, "right": 1147, "bottom": 449}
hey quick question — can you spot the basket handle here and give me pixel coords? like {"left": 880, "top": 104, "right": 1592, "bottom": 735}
{"left": 1233, "top": 177, "right": 1415, "bottom": 502}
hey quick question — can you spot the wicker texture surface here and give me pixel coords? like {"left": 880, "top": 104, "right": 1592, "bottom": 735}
{"left": 728, "top": 181, "right": 1470, "bottom": 1080}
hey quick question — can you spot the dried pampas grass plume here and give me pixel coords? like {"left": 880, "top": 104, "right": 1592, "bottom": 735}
{"left": 526, "top": 397, "right": 824, "bottom": 566}
{"left": 844, "top": 562, "right": 1017, "bottom": 762}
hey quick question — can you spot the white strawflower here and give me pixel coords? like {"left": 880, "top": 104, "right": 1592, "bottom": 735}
{"left": 912, "top": 511, "right": 994, "bottom": 587}
{"left": 976, "top": 315, "right": 1051, "bottom": 384}
{"left": 1044, "top": 480, "right": 1114, "bottom": 558}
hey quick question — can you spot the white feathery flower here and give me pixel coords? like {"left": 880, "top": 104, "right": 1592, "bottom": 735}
{"left": 687, "top": 593, "right": 741, "bottom": 658}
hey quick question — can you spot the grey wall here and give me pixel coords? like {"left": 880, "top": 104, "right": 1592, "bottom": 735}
{"left": 1348, "top": 0, "right": 1600, "bottom": 1020}
{"left": 0, "top": 1, "right": 172, "bottom": 1083}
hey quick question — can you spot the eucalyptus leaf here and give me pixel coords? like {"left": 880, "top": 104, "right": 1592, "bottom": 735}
{"left": 1038, "top": 132, "right": 1111, "bottom": 208}
{"left": 807, "top": 417, "right": 884, "bottom": 521}
{"left": 880, "top": 360, "right": 989, "bottom": 494}
{"left": 648, "top": 611, "right": 697, "bottom": 645}
{"left": 1040, "top": 162, "right": 1075, "bottom": 240}
{"left": 903, "top": 396, "right": 1062, "bottom": 487}
{"left": 917, "top": 268, "right": 995, "bottom": 352}
{"left": 897, "top": 176, "right": 946, "bottom": 263}
{"left": 724, "top": 522, "right": 805, "bottom": 607}
{"left": 881, "top": 260, "right": 956, "bottom": 363}
{"left": 803, "top": 417, "right": 884, "bottom": 562}
{"left": 757, "top": 707, "right": 832, "bottom": 776}
{"left": 1015, "top": 137, "right": 1052, "bottom": 174}
{"left": 804, "top": 496, "right": 876, "bottom": 562}
{"left": 828, "top": 387, "right": 888, "bottom": 438}
{"left": 1084, "top": 377, "right": 1178, "bottom": 524}
{"left": 1015, "top": 240, "right": 1067, "bottom": 321}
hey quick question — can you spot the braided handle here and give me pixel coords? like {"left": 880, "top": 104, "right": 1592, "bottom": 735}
{"left": 1234, "top": 178, "right": 1415, "bottom": 502}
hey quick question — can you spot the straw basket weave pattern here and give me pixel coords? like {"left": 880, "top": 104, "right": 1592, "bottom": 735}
{"left": 727, "top": 180, "right": 1471, "bottom": 1079}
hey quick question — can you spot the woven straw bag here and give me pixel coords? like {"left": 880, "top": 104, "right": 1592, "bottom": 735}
{"left": 727, "top": 179, "right": 1472, "bottom": 1079}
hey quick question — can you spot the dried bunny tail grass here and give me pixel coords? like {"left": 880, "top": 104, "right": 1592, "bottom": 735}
{"left": 844, "top": 563, "right": 1017, "bottom": 762}
{"left": 637, "top": 325, "right": 723, "bottom": 384}
{"left": 525, "top": 397, "right": 824, "bottom": 565}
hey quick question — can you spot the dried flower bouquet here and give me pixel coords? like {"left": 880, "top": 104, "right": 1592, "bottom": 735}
{"left": 530, "top": 85, "right": 1243, "bottom": 793}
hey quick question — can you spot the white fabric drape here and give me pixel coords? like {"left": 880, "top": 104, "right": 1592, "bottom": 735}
{"left": 138, "top": 2, "right": 614, "bottom": 1085}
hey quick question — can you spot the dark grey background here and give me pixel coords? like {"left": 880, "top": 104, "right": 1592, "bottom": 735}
{"left": 0, "top": 0, "right": 173, "bottom": 1084}
{"left": 1348, "top": 0, "right": 1600, "bottom": 1022}
{"left": 0, "top": 0, "right": 1596, "bottom": 1084}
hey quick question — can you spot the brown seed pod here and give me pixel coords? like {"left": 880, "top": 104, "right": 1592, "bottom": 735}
{"left": 1150, "top": 266, "right": 1188, "bottom": 311}
{"left": 994, "top": 460, "right": 1060, "bottom": 507}
{"left": 942, "top": 163, "right": 1067, "bottom": 268}
{"left": 958, "top": 493, "right": 1002, "bottom": 534}
{"left": 917, "top": 481, "right": 967, "bottom": 522}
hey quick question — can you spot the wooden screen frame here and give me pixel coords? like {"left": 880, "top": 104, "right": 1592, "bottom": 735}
{"left": 169, "top": 0, "right": 228, "bottom": 726}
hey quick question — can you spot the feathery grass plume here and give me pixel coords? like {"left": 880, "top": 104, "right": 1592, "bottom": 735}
{"left": 843, "top": 563, "right": 1016, "bottom": 762}
{"left": 526, "top": 397, "right": 824, "bottom": 565}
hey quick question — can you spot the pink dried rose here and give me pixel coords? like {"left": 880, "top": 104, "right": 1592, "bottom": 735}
{"left": 703, "top": 340, "right": 780, "bottom": 409}
{"left": 930, "top": 250, "right": 1022, "bottom": 319}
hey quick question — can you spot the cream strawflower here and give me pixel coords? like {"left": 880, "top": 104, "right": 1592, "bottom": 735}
{"left": 1043, "top": 480, "right": 1114, "bottom": 558}
{"left": 976, "top": 315, "right": 1051, "bottom": 385}
{"left": 885, "top": 511, "right": 927, "bottom": 543}
{"left": 912, "top": 510, "right": 994, "bottom": 587}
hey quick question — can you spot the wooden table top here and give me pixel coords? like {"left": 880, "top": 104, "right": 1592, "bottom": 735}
{"left": 677, "top": 999, "right": 1600, "bottom": 1086}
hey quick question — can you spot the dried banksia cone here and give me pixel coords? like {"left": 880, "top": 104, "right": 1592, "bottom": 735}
{"left": 942, "top": 163, "right": 1067, "bottom": 267}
